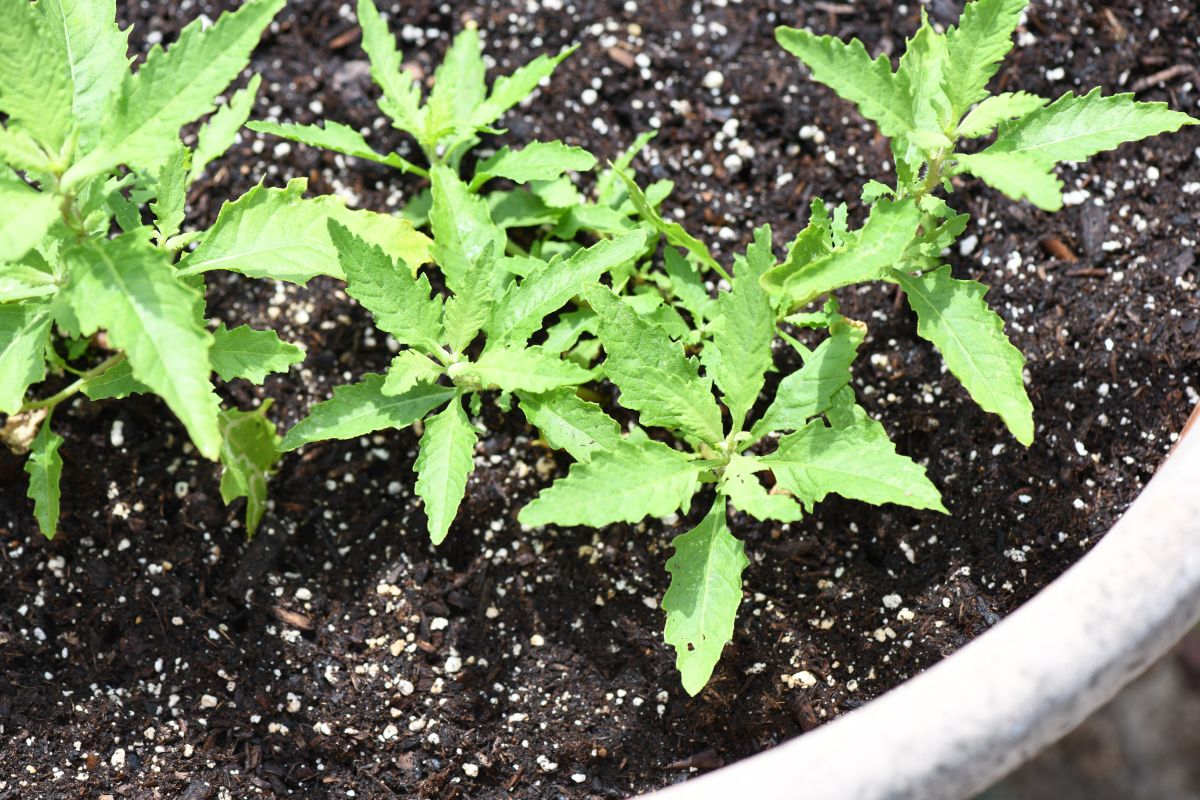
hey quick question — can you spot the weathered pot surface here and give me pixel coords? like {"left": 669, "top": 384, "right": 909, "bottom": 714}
{"left": 642, "top": 405, "right": 1200, "bottom": 800}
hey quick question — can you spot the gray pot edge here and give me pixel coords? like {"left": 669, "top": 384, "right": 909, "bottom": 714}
{"left": 640, "top": 408, "right": 1200, "bottom": 800}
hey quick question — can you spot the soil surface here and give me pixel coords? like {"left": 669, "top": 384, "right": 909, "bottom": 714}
{"left": 3, "top": 1, "right": 1198, "bottom": 798}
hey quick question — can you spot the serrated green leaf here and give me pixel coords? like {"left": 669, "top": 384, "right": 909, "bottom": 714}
{"left": 722, "top": 455, "right": 803, "bottom": 523}
{"left": 586, "top": 287, "right": 724, "bottom": 445}
{"left": 751, "top": 316, "right": 864, "bottom": 440}
{"left": 762, "top": 198, "right": 921, "bottom": 308}
{"left": 0, "top": 301, "right": 54, "bottom": 414}
{"left": 596, "top": 130, "right": 657, "bottom": 206}
{"left": 892, "top": 264, "right": 1033, "bottom": 445}
{"left": 151, "top": 147, "right": 190, "bottom": 246}
{"left": 661, "top": 247, "right": 713, "bottom": 326}
{"left": 957, "top": 91, "right": 1047, "bottom": 138}
{"left": 36, "top": 0, "right": 131, "bottom": 152}
{"left": 776, "top": 26, "right": 914, "bottom": 140}
{"left": 0, "top": 124, "right": 53, "bottom": 173}
{"left": 81, "top": 358, "right": 149, "bottom": 401}
{"left": 24, "top": 417, "right": 64, "bottom": 539}
{"left": 64, "top": 235, "right": 221, "bottom": 459}
{"left": 896, "top": 15, "right": 952, "bottom": 142}
{"left": 614, "top": 168, "right": 724, "bottom": 278}
{"left": 218, "top": 404, "right": 281, "bottom": 535}
{"left": 179, "top": 178, "right": 431, "bottom": 284}
{"left": 191, "top": 75, "right": 262, "bottom": 181}
{"left": 703, "top": 225, "right": 776, "bottom": 431}
{"left": 943, "top": 0, "right": 1028, "bottom": 117}
{"left": 474, "top": 46, "right": 576, "bottom": 129}
{"left": 414, "top": 395, "right": 477, "bottom": 545}
{"left": 0, "top": 266, "right": 58, "bottom": 304}
{"left": 211, "top": 323, "right": 305, "bottom": 384}
{"left": 0, "top": 0, "right": 73, "bottom": 152}
{"left": 485, "top": 230, "right": 646, "bottom": 347}
{"left": 442, "top": 243, "right": 498, "bottom": 354}
{"left": 541, "top": 309, "right": 597, "bottom": 356}
{"left": 429, "top": 164, "right": 504, "bottom": 293}
{"left": 246, "top": 119, "right": 425, "bottom": 174}
{"left": 956, "top": 151, "right": 1063, "bottom": 211}
{"left": 470, "top": 142, "right": 597, "bottom": 192}
{"left": 462, "top": 346, "right": 592, "bottom": 393}
{"left": 985, "top": 88, "right": 1197, "bottom": 166}
{"left": 426, "top": 27, "right": 487, "bottom": 142}
{"left": 382, "top": 350, "right": 444, "bottom": 396}
{"left": 0, "top": 177, "right": 61, "bottom": 264}
{"left": 515, "top": 387, "right": 622, "bottom": 463}
{"left": 64, "top": 0, "right": 285, "bottom": 185}
{"left": 281, "top": 374, "right": 454, "bottom": 451}
{"left": 519, "top": 436, "right": 700, "bottom": 527}
{"left": 778, "top": 198, "right": 835, "bottom": 279}
{"left": 662, "top": 496, "right": 748, "bottom": 695}
{"left": 356, "top": 0, "right": 425, "bottom": 136}
{"left": 764, "top": 418, "right": 945, "bottom": 512}
{"left": 327, "top": 219, "right": 443, "bottom": 350}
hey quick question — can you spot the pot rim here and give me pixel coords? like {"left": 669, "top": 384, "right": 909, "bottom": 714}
{"left": 641, "top": 405, "right": 1200, "bottom": 800}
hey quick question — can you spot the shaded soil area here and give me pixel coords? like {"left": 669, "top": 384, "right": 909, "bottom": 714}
{"left": 2, "top": 1, "right": 1198, "bottom": 797}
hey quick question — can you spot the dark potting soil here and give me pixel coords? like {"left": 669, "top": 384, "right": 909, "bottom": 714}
{"left": 2, "top": 1, "right": 1198, "bottom": 797}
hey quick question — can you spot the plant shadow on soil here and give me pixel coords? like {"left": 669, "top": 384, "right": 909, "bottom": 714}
{"left": 2, "top": 1, "right": 1199, "bottom": 798}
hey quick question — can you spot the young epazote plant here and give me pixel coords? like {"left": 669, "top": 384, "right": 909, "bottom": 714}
{"left": 277, "top": 171, "right": 646, "bottom": 543}
{"left": 0, "top": 0, "right": 429, "bottom": 538}
{"left": 519, "top": 0, "right": 1196, "bottom": 694}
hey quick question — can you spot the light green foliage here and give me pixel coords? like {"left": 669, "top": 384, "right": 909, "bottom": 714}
{"left": 210, "top": 324, "right": 305, "bottom": 384}
{"left": 356, "top": 0, "right": 424, "bottom": 134}
{"left": 181, "top": 179, "right": 432, "bottom": 284}
{"left": 956, "top": 151, "right": 1063, "bottom": 210}
{"left": 414, "top": 397, "right": 478, "bottom": 545}
{"left": 429, "top": 165, "right": 504, "bottom": 293}
{"left": 65, "top": 236, "right": 222, "bottom": 459}
{"left": 246, "top": 120, "right": 425, "bottom": 174}
{"left": 485, "top": 231, "right": 646, "bottom": 346}
{"left": 703, "top": 226, "right": 776, "bottom": 431}
{"left": 281, "top": 376, "right": 455, "bottom": 451}
{"left": 25, "top": 419, "right": 65, "bottom": 539}
{"left": 662, "top": 497, "right": 749, "bottom": 695}
{"left": 263, "top": 1, "right": 575, "bottom": 169}
{"left": 35, "top": 0, "right": 131, "bottom": 152}
{"left": 585, "top": 287, "right": 723, "bottom": 445}
{"left": 943, "top": 0, "right": 1027, "bottom": 116}
{"left": 0, "top": 0, "right": 305, "bottom": 541}
{"left": 614, "top": 168, "right": 725, "bottom": 279}
{"left": 192, "top": 75, "right": 262, "bottom": 181}
{"left": 0, "top": 177, "right": 61, "bottom": 263}
{"left": 518, "top": 436, "right": 701, "bottom": 528}
{"left": 151, "top": 148, "right": 190, "bottom": 245}
{"left": 0, "top": 0, "right": 75, "bottom": 152}
{"left": 721, "top": 455, "right": 803, "bottom": 523}
{"left": 775, "top": 27, "right": 914, "bottom": 140}
{"left": 516, "top": 388, "right": 622, "bottom": 463}
{"left": 892, "top": 266, "right": 1034, "bottom": 444}
{"left": 957, "top": 91, "right": 1046, "bottom": 138}
{"left": 328, "top": 219, "right": 442, "bottom": 351}
{"left": 471, "top": 143, "right": 598, "bottom": 192}
{"left": 464, "top": 346, "right": 592, "bottom": 393}
{"left": 218, "top": 403, "right": 282, "bottom": 535}
{"left": 983, "top": 87, "right": 1197, "bottom": 165}
{"left": 761, "top": 199, "right": 922, "bottom": 306}
{"left": 764, "top": 418, "right": 945, "bottom": 513}
{"left": 751, "top": 315, "right": 864, "bottom": 440}
{"left": 0, "top": 303, "right": 54, "bottom": 415}
{"left": 65, "top": 0, "right": 285, "bottom": 184}
{"left": 383, "top": 351, "right": 444, "bottom": 396}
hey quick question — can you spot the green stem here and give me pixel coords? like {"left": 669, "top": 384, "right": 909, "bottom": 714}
{"left": 21, "top": 353, "right": 126, "bottom": 413}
